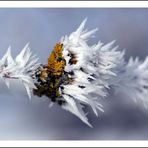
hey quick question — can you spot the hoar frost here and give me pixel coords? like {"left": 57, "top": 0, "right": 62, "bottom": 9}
{"left": 1, "top": 19, "right": 148, "bottom": 127}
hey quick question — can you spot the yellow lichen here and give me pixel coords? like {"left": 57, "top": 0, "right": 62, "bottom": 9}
{"left": 48, "top": 43, "right": 65, "bottom": 76}
{"left": 34, "top": 42, "right": 77, "bottom": 103}
{"left": 33, "top": 43, "right": 66, "bottom": 101}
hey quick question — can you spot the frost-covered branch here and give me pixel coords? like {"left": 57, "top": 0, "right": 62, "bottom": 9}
{"left": 111, "top": 56, "right": 148, "bottom": 109}
{"left": 0, "top": 44, "right": 40, "bottom": 98}
{"left": 1, "top": 19, "right": 148, "bottom": 127}
{"left": 56, "top": 18, "right": 148, "bottom": 126}
{"left": 59, "top": 18, "right": 125, "bottom": 127}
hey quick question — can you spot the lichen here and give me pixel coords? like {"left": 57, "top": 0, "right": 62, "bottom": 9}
{"left": 48, "top": 43, "right": 65, "bottom": 75}
{"left": 33, "top": 43, "right": 66, "bottom": 105}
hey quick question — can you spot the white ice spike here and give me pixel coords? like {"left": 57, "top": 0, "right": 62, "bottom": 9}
{"left": 0, "top": 44, "right": 40, "bottom": 98}
{"left": 60, "top": 19, "right": 125, "bottom": 126}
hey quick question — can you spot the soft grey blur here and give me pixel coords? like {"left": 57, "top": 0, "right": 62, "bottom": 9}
{"left": 0, "top": 8, "right": 148, "bottom": 140}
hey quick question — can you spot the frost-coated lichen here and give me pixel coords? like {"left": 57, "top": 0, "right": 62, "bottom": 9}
{"left": 1, "top": 19, "right": 148, "bottom": 127}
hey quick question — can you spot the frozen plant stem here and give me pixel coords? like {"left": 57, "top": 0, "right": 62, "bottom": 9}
{"left": 0, "top": 44, "right": 40, "bottom": 99}
{"left": 0, "top": 19, "right": 148, "bottom": 127}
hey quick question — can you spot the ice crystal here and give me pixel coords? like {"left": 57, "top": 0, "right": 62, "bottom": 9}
{"left": 33, "top": 19, "right": 126, "bottom": 127}
{"left": 2, "top": 19, "right": 148, "bottom": 127}
{"left": 0, "top": 44, "right": 39, "bottom": 98}
{"left": 112, "top": 56, "right": 148, "bottom": 109}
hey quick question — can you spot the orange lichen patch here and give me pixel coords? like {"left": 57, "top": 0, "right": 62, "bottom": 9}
{"left": 53, "top": 42, "right": 63, "bottom": 57}
{"left": 48, "top": 43, "right": 65, "bottom": 76}
{"left": 33, "top": 42, "right": 67, "bottom": 103}
{"left": 33, "top": 42, "right": 78, "bottom": 103}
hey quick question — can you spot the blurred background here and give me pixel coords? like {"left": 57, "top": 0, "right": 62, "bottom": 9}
{"left": 0, "top": 8, "right": 148, "bottom": 140}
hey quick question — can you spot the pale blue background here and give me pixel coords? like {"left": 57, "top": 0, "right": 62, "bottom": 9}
{"left": 0, "top": 8, "right": 148, "bottom": 140}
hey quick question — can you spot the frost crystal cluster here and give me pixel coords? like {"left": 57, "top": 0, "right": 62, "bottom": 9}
{"left": 1, "top": 19, "right": 148, "bottom": 127}
{"left": 0, "top": 44, "right": 39, "bottom": 99}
